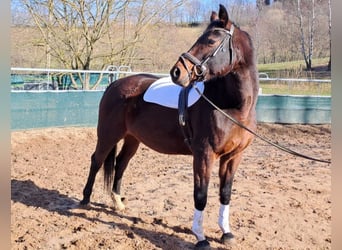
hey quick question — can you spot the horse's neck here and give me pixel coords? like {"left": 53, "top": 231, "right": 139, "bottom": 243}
{"left": 235, "top": 65, "right": 259, "bottom": 99}
{"left": 232, "top": 31, "right": 259, "bottom": 101}
{"left": 204, "top": 69, "right": 257, "bottom": 110}
{"left": 204, "top": 74, "right": 241, "bottom": 109}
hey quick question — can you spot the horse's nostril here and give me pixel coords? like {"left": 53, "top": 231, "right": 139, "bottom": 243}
{"left": 170, "top": 66, "right": 180, "bottom": 81}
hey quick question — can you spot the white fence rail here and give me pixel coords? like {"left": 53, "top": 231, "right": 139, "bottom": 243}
{"left": 259, "top": 76, "right": 331, "bottom": 83}
{"left": 11, "top": 67, "right": 170, "bottom": 91}
{"left": 11, "top": 67, "right": 331, "bottom": 95}
{"left": 258, "top": 75, "right": 331, "bottom": 96}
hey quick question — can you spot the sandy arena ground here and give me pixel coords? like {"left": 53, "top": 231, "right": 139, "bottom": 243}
{"left": 11, "top": 123, "right": 331, "bottom": 249}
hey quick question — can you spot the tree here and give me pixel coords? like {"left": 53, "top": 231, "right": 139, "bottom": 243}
{"left": 257, "top": 0, "right": 264, "bottom": 11}
{"left": 297, "top": 0, "right": 315, "bottom": 70}
{"left": 118, "top": 0, "right": 185, "bottom": 67}
{"left": 21, "top": 0, "right": 129, "bottom": 89}
{"left": 327, "top": 0, "right": 331, "bottom": 70}
{"left": 21, "top": 0, "right": 186, "bottom": 89}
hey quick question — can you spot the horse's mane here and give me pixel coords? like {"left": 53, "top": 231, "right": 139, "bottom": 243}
{"left": 205, "top": 19, "right": 255, "bottom": 64}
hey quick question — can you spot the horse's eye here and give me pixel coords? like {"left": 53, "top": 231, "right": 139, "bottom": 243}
{"left": 208, "top": 39, "right": 216, "bottom": 45}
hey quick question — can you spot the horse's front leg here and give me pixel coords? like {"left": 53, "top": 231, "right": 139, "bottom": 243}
{"left": 191, "top": 151, "right": 215, "bottom": 249}
{"left": 218, "top": 153, "right": 242, "bottom": 245}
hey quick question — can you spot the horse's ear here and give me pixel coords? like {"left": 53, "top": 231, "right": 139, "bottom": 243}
{"left": 218, "top": 4, "right": 229, "bottom": 27}
{"left": 210, "top": 11, "right": 218, "bottom": 22}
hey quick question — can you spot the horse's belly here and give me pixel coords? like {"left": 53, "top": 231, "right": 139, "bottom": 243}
{"left": 127, "top": 105, "right": 192, "bottom": 155}
{"left": 140, "top": 137, "right": 192, "bottom": 155}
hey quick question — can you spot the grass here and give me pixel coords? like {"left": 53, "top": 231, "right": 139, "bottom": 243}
{"left": 257, "top": 57, "right": 330, "bottom": 72}
{"left": 257, "top": 57, "right": 331, "bottom": 96}
{"left": 259, "top": 82, "right": 331, "bottom": 96}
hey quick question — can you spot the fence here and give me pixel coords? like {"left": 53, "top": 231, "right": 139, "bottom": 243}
{"left": 258, "top": 73, "right": 331, "bottom": 96}
{"left": 10, "top": 68, "right": 331, "bottom": 130}
{"left": 10, "top": 67, "right": 169, "bottom": 91}
{"left": 11, "top": 67, "right": 331, "bottom": 95}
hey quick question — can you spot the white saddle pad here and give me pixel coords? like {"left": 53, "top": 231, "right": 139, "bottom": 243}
{"left": 143, "top": 77, "right": 204, "bottom": 109}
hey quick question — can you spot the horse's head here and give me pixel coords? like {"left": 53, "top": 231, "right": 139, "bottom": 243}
{"left": 170, "top": 4, "right": 245, "bottom": 87}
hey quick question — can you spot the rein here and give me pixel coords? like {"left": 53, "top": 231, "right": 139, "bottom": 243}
{"left": 191, "top": 84, "right": 331, "bottom": 164}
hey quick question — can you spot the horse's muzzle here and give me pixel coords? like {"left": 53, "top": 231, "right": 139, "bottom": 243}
{"left": 170, "top": 64, "right": 190, "bottom": 87}
{"left": 170, "top": 52, "right": 208, "bottom": 87}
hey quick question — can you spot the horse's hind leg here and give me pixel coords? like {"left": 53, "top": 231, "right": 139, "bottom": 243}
{"left": 218, "top": 152, "right": 242, "bottom": 245}
{"left": 80, "top": 147, "right": 112, "bottom": 206}
{"left": 110, "top": 135, "right": 140, "bottom": 211}
{"left": 81, "top": 122, "right": 125, "bottom": 206}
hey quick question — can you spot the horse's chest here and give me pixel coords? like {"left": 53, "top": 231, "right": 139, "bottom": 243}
{"left": 209, "top": 110, "right": 247, "bottom": 153}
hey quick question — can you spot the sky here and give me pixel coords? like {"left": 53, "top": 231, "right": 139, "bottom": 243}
{"left": 10, "top": 0, "right": 258, "bottom": 26}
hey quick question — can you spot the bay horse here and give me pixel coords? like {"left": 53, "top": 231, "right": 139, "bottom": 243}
{"left": 81, "top": 4, "right": 258, "bottom": 249}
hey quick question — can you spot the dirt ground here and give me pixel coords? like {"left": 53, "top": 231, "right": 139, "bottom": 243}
{"left": 11, "top": 123, "right": 331, "bottom": 250}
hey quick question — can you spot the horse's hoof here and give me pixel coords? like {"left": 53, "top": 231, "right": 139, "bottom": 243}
{"left": 79, "top": 199, "right": 90, "bottom": 207}
{"left": 114, "top": 204, "right": 125, "bottom": 211}
{"left": 220, "top": 232, "right": 235, "bottom": 245}
{"left": 111, "top": 192, "right": 126, "bottom": 211}
{"left": 194, "top": 239, "right": 210, "bottom": 250}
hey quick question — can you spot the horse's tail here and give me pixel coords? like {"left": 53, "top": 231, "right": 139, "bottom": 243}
{"left": 104, "top": 145, "right": 117, "bottom": 191}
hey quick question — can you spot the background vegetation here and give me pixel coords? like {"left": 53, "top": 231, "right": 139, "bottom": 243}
{"left": 11, "top": 0, "right": 331, "bottom": 90}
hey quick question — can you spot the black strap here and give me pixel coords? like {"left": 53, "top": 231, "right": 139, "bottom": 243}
{"left": 178, "top": 85, "right": 193, "bottom": 150}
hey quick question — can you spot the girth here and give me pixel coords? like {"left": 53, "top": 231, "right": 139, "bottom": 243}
{"left": 178, "top": 85, "right": 193, "bottom": 150}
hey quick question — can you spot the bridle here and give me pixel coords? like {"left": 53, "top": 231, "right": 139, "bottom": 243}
{"left": 178, "top": 25, "right": 235, "bottom": 82}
